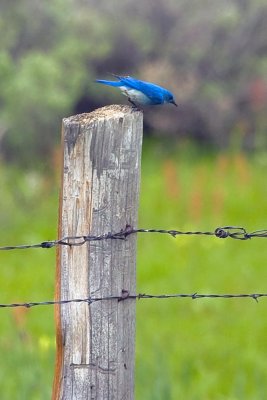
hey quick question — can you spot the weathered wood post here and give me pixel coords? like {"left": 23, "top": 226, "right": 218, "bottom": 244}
{"left": 52, "top": 105, "right": 143, "bottom": 400}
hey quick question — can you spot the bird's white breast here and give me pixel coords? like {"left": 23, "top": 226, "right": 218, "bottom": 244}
{"left": 120, "top": 86, "right": 151, "bottom": 105}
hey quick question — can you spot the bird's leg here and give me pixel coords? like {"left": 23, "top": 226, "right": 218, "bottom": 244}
{"left": 128, "top": 98, "right": 137, "bottom": 107}
{"left": 128, "top": 98, "right": 142, "bottom": 111}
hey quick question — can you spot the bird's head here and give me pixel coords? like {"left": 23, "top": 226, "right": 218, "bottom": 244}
{"left": 165, "top": 91, "right": 177, "bottom": 107}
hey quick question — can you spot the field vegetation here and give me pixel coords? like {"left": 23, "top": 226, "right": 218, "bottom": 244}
{"left": 1, "top": 141, "right": 267, "bottom": 399}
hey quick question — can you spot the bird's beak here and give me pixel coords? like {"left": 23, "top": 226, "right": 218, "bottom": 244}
{"left": 171, "top": 100, "right": 178, "bottom": 107}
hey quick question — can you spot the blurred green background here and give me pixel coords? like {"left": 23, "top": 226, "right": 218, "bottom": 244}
{"left": 1, "top": 0, "right": 267, "bottom": 398}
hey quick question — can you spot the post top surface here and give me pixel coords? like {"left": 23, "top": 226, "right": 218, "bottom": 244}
{"left": 64, "top": 105, "right": 142, "bottom": 125}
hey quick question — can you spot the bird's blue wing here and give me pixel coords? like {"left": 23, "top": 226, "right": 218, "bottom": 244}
{"left": 117, "top": 76, "right": 165, "bottom": 104}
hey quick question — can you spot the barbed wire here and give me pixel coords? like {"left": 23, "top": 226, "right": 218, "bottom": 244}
{"left": 1, "top": 225, "right": 266, "bottom": 308}
{"left": 1, "top": 225, "right": 267, "bottom": 251}
{"left": 0, "top": 291, "right": 266, "bottom": 308}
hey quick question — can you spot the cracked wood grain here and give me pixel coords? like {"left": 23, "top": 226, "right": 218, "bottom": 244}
{"left": 52, "top": 105, "right": 143, "bottom": 400}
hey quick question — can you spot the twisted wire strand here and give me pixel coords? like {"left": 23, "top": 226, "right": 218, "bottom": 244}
{"left": 1, "top": 225, "right": 267, "bottom": 251}
{"left": 0, "top": 291, "right": 266, "bottom": 308}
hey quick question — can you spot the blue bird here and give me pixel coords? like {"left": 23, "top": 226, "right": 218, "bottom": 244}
{"left": 96, "top": 74, "right": 177, "bottom": 107}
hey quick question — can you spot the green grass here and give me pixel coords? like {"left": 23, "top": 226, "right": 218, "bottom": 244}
{"left": 0, "top": 166, "right": 57, "bottom": 400}
{"left": 1, "top": 141, "right": 267, "bottom": 399}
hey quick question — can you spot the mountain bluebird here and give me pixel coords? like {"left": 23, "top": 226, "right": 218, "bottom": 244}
{"left": 96, "top": 74, "right": 177, "bottom": 107}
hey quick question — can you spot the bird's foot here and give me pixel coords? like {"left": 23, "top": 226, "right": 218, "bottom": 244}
{"left": 128, "top": 98, "right": 143, "bottom": 112}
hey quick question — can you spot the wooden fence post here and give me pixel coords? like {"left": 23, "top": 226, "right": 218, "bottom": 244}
{"left": 52, "top": 105, "right": 143, "bottom": 400}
